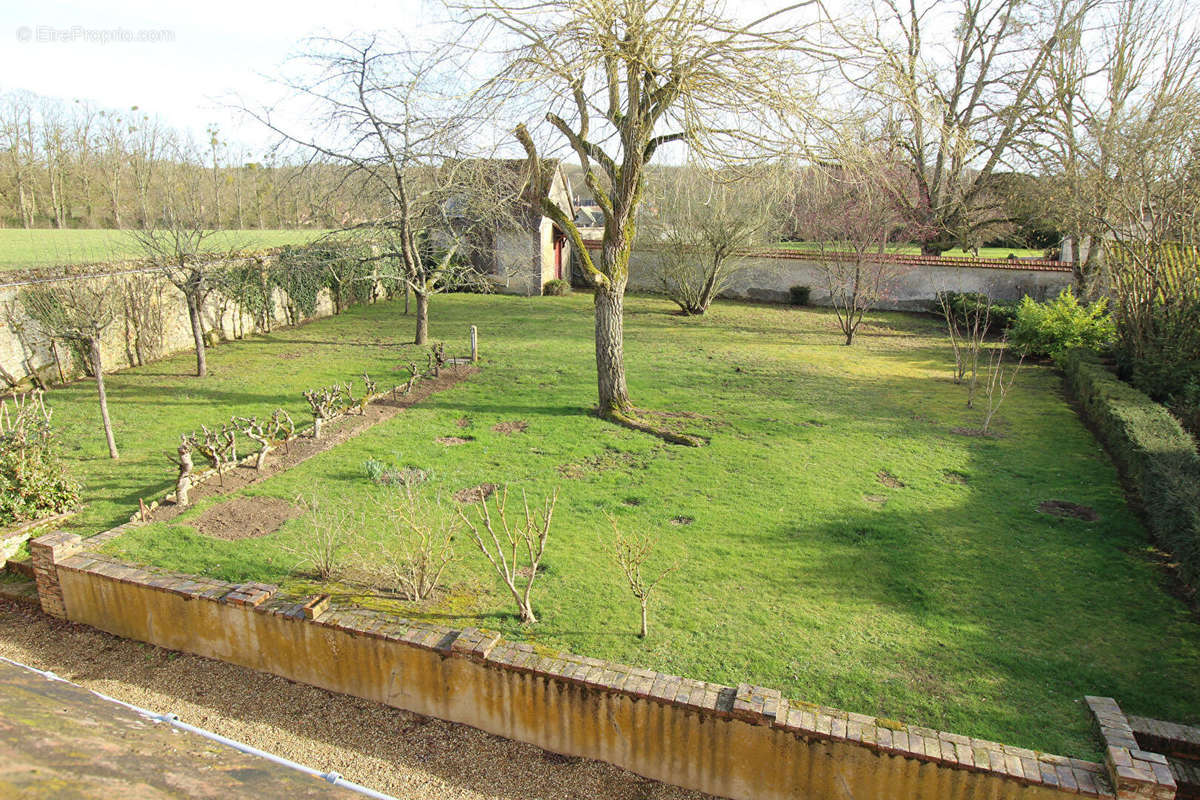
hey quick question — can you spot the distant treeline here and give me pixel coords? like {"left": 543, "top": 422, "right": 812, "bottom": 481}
{"left": 0, "top": 90, "right": 391, "bottom": 231}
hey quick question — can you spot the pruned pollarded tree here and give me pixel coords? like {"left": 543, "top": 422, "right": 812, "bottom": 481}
{"left": 464, "top": 0, "right": 819, "bottom": 439}
{"left": 20, "top": 278, "right": 122, "bottom": 458}
{"left": 242, "top": 36, "right": 520, "bottom": 345}
{"left": 832, "top": 0, "right": 1099, "bottom": 255}
{"left": 641, "top": 163, "right": 788, "bottom": 315}
{"left": 791, "top": 145, "right": 913, "bottom": 345}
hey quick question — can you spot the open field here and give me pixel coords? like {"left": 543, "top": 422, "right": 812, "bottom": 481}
{"left": 0, "top": 228, "right": 330, "bottom": 271}
{"left": 774, "top": 241, "right": 1047, "bottom": 260}
{"left": 26, "top": 292, "right": 1200, "bottom": 759}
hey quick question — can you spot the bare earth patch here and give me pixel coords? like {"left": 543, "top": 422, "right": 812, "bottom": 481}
{"left": 864, "top": 494, "right": 888, "bottom": 505}
{"left": 670, "top": 515, "right": 694, "bottom": 526}
{"left": 491, "top": 420, "right": 529, "bottom": 435}
{"left": 877, "top": 470, "right": 905, "bottom": 489}
{"left": 943, "top": 471, "right": 969, "bottom": 485}
{"left": 456, "top": 417, "right": 472, "bottom": 428}
{"left": 147, "top": 367, "right": 477, "bottom": 526}
{"left": 192, "top": 496, "right": 301, "bottom": 541}
{"left": 454, "top": 483, "right": 498, "bottom": 504}
{"left": 435, "top": 436, "right": 474, "bottom": 446}
{"left": 1037, "top": 500, "right": 1100, "bottom": 522}
{"left": 558, "top": 447, "right": 655, "bottom": 479}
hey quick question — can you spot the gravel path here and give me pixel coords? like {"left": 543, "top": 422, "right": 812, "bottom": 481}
{"left": 0, "top": 600, "right": 715, "bottom": 800}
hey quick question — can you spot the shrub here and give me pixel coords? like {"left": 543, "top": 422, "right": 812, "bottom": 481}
{"left": 363, "top": 458, "right": 429, "bottom": 487}
{"left": 1058, "top": 350, "right": 1200, "bottom": 584}
{"left": 934, "top": 291, "right": 1019, "bottom": 336}
{"left": 789, "top": 285, "right": 811, "bottom": 306}
{"left": 0, "top": 393, "right": 80, "bottom": 525}
{"left": 1010, "top": 289, "right": 1114, "bottom": 358}
{"left": 542, "top": 279, "right": 570, "bottom": 296}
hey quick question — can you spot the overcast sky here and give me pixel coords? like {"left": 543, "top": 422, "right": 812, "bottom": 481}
{"left": 0, "top": 0, "right": 835, "bottom": 158}
{"left": 0, "top": 0, "right": 445, "bottom": 153}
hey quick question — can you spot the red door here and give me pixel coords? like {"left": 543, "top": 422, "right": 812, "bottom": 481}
{"left": 553, "top": 230, "right": 564, "bottom": 279}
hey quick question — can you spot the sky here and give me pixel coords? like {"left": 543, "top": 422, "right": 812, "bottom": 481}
{"left": 0, "top": 0, "right": 828, "bottom": 158}
{"left": 0, "top": 0, "right": 442, "bottom": 154}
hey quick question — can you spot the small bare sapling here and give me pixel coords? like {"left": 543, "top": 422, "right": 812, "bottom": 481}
{"left": 361, "top": 489, "right": 458, "bottom": 601}
{"left": 981, "top": 340, "right": 1023, "bottom": 434}
{"left": 457, "top": 486, "right": 556, "bottom": 624}
{"left": 285, "top": 494, "right": 357, "bottom": 581}
{"left": 607, "top": 517, "right": 678, "bottom": 638}
{"left": 939, "top": 293, "right": 991, "bottom": 405}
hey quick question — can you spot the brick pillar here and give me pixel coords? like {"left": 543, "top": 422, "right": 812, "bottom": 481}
{"left": 1086, "top": 696, "right": 1177, "bottom": 799}
{"left": 29, "top": 531, "right": 83, "bottom": 619}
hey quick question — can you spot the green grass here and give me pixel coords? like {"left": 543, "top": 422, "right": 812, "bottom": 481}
{"left": 774, "top": 241, "right": 1047, "bottom": 260}
{"left": 0, "top": 229, "right": 329, "bottom": 271}
{"left": 35, "top": 292, "right": 1200, "bottom": 759}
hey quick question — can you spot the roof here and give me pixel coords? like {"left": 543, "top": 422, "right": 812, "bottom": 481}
{"left": 0, "top": 656, "right": 378, "bottom": 799}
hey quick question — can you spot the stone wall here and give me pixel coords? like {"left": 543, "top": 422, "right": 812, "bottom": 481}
{"left": 26, "top": 522, "right": 1142, "bottom": 800}
{"left": 583, "top": 242, "right": 1076, "bottom": 309}
{"left": 0, "top": 256, "right": 337, "bottom": 390}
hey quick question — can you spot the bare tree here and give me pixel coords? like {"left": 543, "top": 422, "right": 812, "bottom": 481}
{"left": 1033, "top": 0, "right": 1200, "bottom": 292}
{"left": 457, "top": 486, "right": 555, "bottom": 624}
{"left": 129, "top": 167, "right": 234, "bottom": 378}
{"left": 287, "top": 494, "right": 358, "bottom": 581}
{"left": 792, "top": 149, "right": 912, "bottom": 345}
{"left": 833, "top": 0, "right": 1098, "bottom": 255}
{"left": 606, "top": 517, "right": 677, "bottom": 638}
{"left": 466, "top": 0, "right": 817, "bottom": 437}
{"left": 359, "top": 489, "right": 458, "bottom": 601}
{"left": 20, "top": 278, "right": 122, "bottom": 459}
{"left": 242, "top": 36, "right": 514, "bottom": 344}
{"left": 642, "top": 163, "right": 787, "bottom": 315}
{"left": 938, "top": 292, "right": 992, "bottom": 397}
{"left": 981, "top": 339, "right": 1023, "bottom": 433}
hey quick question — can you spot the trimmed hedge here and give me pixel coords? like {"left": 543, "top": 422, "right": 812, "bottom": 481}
{"left": 1058, "top": 349, "right": 1200, "bottom": 583}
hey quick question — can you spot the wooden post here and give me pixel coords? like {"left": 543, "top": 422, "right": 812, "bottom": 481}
{"left": 470, "top": 325, "right": 478, "bottom": 364}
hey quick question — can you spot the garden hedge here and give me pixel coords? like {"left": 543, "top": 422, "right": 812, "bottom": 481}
{"left": 1058, "top": 349, "right": 1200, "bottom": 584}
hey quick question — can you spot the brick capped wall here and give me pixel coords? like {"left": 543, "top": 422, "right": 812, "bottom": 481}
{"left": 30, "top": 525, "right": 1137, "bottom": 800}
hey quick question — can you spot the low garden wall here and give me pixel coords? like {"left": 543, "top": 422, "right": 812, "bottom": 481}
{"left": 0, "top": 255, "right": 338, "bottom": 390}
{"left": 24, "top": 524, "right": 1164, "bottom": 800}
{"left": 1058, "top": 351, "right": 1200, "bottom": 586}
{"left": 583, "top": 242, "right": 1075, "bottom": 308}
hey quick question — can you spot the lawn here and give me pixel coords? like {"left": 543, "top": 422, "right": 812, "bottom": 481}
{"left": 0, "top": 228, "right": 329, "bottom": 271}
{"left": 774, "top": 241, "right": 1047, "bottom": 260}
{"left": 32, "top": 292, "right": 1200, "bottom": 759}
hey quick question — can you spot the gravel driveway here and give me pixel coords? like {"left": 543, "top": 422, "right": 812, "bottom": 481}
{"left": 0, "top": 600, "right": 715, "bottom": 800}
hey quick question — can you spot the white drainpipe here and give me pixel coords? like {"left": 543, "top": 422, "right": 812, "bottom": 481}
{"left": 0, "top": 655, "right": 402, "bottom": 800}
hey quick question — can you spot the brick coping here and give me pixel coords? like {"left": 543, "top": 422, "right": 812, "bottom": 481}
{"left": 40, "top": 525, "right": 1117, "bottom": 798}
{"left": 580, "top": 239, "right": 1074, "bottom": 272}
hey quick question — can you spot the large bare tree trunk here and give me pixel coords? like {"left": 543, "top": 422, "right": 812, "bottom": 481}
{"left": 89, "top": 338, "right": 119, "bottom": 460}
{"left": 594, "top": 281, "right": 631, "bottom": 416}
{"left": 185, "top": 293, "right": 207, "bottom": 377}
{"left": 414, "top": 290, "right": 429, "bottom": 345}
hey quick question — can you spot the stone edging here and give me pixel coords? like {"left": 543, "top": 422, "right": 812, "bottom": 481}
{"left": 1086, "top": 696, "right": 1176, "bottom": 799}
{"left": 30, "top": 526, "right": 1121, "bottom": 798}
